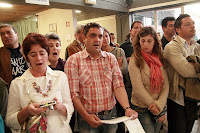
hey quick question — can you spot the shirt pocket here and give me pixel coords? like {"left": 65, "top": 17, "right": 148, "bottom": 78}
{"left": 103, "top": 67, "right": 112, "bottom": 87}
{"left": 79, "top": 69, "right": 92, "bottom": 86}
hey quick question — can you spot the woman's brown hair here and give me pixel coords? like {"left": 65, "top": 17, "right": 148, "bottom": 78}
{"left": 22, "top": 33, "right": 49, "bottom": 62}
{"left": 133, "top": 26, "right": 166, "bottom": 68}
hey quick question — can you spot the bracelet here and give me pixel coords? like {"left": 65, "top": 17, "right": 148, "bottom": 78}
{"left": 124, "top": 106, "right": 131, "bottom": 112}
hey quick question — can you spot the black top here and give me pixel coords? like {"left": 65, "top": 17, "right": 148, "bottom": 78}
{"left": 161, "top": 36, "right": 169, "bottom": 50}
{"left": 49, "top": 58, "right": 66, "bottom": 72}
{"left": 8, "top": 44, "right": 28, "bottom": 80}
{"left": 197, "top": 39, "right": 200, "bottom": 44}
{"left": 120, "top": 39, "right": 133, "bottom": 58}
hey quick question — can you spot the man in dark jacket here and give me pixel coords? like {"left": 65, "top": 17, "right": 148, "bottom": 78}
{"left": 161, "top": 17, "right": 175, "bottom": 50}
{"left": 120, "top": 21, "right": 143, "bottom": 63}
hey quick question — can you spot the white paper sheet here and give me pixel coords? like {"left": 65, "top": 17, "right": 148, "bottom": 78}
{"left": 100, "top": 115, "right": 145, "bottom": 133}
{"left": 100, "top": 115, "right": 134, "bottom": 124}
{"left": 124, "top": 118, "right": 146, "bottom": 133}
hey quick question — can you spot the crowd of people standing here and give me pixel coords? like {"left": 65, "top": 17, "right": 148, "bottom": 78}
{"left": 0, "top": 13, "right": 200, "bottom": 133}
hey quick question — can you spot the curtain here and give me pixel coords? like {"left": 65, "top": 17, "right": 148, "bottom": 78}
{"left": 12, "top": 16, "right": 38, "bottom": 44}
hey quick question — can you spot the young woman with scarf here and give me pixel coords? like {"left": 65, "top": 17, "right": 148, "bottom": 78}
{"left": 128, "top": 26, "right": 169, "bottom": 133}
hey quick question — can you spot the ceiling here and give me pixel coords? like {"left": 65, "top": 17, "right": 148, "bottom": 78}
{"left": 0, "top": 4, "right": 49, "bottom": 22}
{"left": 0, "top": 3, "right": 120, "bottom": 22}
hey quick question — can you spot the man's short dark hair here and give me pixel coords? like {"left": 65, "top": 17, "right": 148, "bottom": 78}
{"left": 131, "top": 21, "right": 143, "bottom": 30}
{"left": 83, "top": 23, "right": 103, "bottom": 36}
{"left": 161, "top": 17, "right": 175, "bottom": 28}
{"left": 174, "top": 14, "right": 190, "bottom": 29}
{"left": 45, "top": 33, "right": 61, "bottom": 44}
{"left": 0, "top": 24, "right": 18, "bottom": 33}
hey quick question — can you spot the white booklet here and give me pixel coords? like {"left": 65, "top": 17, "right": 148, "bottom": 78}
{"left": 100, "top": 115, "right": 145, "bottom": 133}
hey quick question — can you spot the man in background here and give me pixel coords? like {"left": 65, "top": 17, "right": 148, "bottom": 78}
{"left": 110, "top": 33, "right": 120, "bottom": 47}
{"left": 161, "top": 17, "right": 175, "bottom": 49}
{"left": 120, "top": 21, "right": 143, "bottom": 63}
{"left": 0, "top": 24, "right": 28, "bottom": 86}
{"left": 164, "top": 14, "right": 200, "bottom": 133}
{"left": 65, "top": 25, "right": 85, "bottom": 60}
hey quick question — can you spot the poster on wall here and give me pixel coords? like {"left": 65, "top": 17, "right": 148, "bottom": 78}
{"left": 49, "top": 23, "right": 57, "bottom": 34}
{"left": 25, "top": 0, "right": 49, "bottom": 5}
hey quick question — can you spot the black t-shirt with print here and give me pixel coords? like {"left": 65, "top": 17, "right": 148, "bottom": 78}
{"left": 8, "top": 45, "right": 28, "bottom": 80}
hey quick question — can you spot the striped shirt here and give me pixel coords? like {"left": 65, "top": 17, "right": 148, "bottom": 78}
{"left": 65, "top": 49, "right": 124, "bottom": 113}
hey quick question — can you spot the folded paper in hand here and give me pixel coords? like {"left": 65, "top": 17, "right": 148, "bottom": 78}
{"left": 100, "top": 115, "right": 134, "bottom": 124}
{"left": 124, "top": 119, "right": 145, "bottom": 133}
{"left": 100, "top": 115, "right": 145, "bottom": 133}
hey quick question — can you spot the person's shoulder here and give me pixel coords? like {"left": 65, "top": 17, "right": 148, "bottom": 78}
{"left": 10, "top": 76, "right": 24, "bottom": 86}
{"left": 0, "top": 77, "right": 8, "bottom": 92}
{"left": 128, "top": 57, "right": 137, "bottom": 67}
{"left": 117, "top": 47, "right": 124, "bottom": 52}
{"left": 115, "top": 47, "right": 125, "bottom": 54}
{"left": 194, "top": 42, "right": 200, "bottom": 51}
{"left": 103, "top": 51, "right": 115, "bottom": 58}
{"left": 67, "top": 40, "right": 78, "bottom": 48}
{"left": 52, "top": 70, "right": 66, "bottom": 77}
{"left": 129, "top": 56, "right": 136, "bottom": 62}
{"left": 164, "top": 37, "right": 180, "bottom": 50}
{"left": 0, "top": 46, "right": 6, "bottom": 53}
{"left": 67, "top": 50, "right": 83, "bottom": 61}
{"left": 120, "top": 40, "right": 130, "bottom": 46}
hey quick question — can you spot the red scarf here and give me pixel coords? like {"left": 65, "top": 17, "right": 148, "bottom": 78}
{"left": 141, "top": 50, "right": 163, "bottom": 93}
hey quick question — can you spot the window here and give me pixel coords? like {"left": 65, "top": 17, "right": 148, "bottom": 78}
{"left": 184, "top": 3, "right": 200, "bottom": 40}
{"left": 157, "top": 8, "right": 181, "bottom": 35}
{"left": 132, "top": 11, "right": 154, "bottom": 27}
{"left": 130, "top": 2, "right": 200, "bottom": 40}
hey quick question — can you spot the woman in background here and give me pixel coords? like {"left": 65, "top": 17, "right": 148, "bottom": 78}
{"left": 128, "top": 27, "right": 169, "bottom": 133}
{"left": 45, "top": 33, "right": 65, "bottom": 71}
{"left": 101, "top": 28, "right": 127, "bottom": 75}
{"left": 101, "top": 28, "right": 127, "bottom": 133}
{"left": 45, "top": 33, "right": 75, "bottom": 132}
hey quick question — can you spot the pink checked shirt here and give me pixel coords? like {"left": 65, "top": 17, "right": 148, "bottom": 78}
{"left": 65, "top": 49, "right": 124, "bottom": 113}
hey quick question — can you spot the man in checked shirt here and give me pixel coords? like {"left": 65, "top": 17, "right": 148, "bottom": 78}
{"left": 65, "top": 23, "right": 138, "bottom": 133}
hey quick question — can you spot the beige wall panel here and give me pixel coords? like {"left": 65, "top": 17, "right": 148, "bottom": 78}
{"left": 37, "top": 8, "right": 76, "bottom": 60}
{"left": 78, "top": 15, "right": 117, "bottom": 42}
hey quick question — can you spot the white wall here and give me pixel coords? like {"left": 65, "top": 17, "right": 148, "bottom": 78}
{"left": 0, "top": 38, "right": 3, "bottom": 47}
{"left": 37, "top": 8, "right": 76, "bottom": 60}
{"left": 78, "top": 15, "right": 117, "bottom": 42}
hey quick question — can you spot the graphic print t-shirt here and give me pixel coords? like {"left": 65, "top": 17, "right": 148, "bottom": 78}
{"left": 8, "top": 45, "right": 28, "bottom": 79}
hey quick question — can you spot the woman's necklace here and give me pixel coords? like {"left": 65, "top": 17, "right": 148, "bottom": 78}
{"left": 32, "top": 80, "right": 52, "bottom": 97}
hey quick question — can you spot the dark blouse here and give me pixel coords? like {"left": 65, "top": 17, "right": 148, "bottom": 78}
{"left": 49, "top": 58, "right": 66, "bottom": 72}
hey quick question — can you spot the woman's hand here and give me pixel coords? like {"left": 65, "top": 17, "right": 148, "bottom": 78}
{"left": 18, "top": 102, "right": 47, "bottom": 125}
{"left": 27, "top": 103, "right": 47, "bottom": 116}
{"left": 158, "top": 114, "right": 166, "bottom": 122}
{"left": 117, "top": 57, "right": 123, "bottom": 68}
{"left": 148, "top": 103, "right": 160, "bottom": 115}
{"left": 53, "top": 97, "right": 62, "bottom": 111}
{"left": 53, "top": 97, "right": 68, "bottom": 116}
